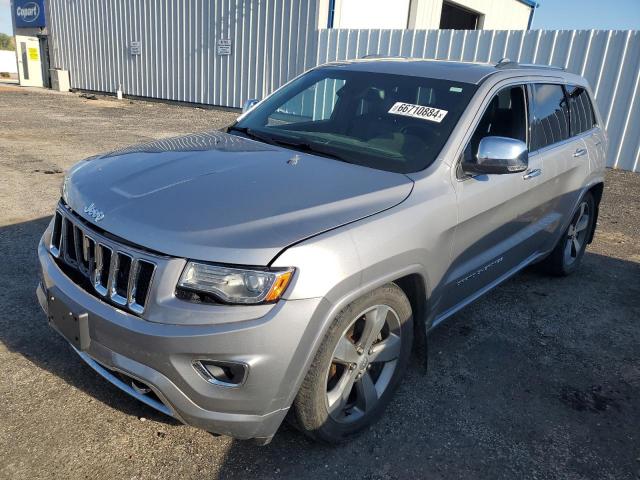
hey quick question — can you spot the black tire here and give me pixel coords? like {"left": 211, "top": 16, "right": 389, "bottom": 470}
{"left": 292, "top": 283, "right": 413, "bottom": 444}
{"left": 540, "top": 192, "right": 595, "bottom": 276}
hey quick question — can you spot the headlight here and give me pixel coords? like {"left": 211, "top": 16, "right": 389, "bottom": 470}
{"left": 61, "top": 175, "right": 69, "bottom": 203}
{"left": 177, "top": 262, "right": 294, "bottom": 305}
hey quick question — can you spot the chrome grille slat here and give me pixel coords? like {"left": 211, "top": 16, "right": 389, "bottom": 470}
{"left": 95, "top": 243, "right": 112, "bottom": 296}
{"left": 59, "top": 216, "right": 67, "bottom": 260}
{"left": 127, "top": 259, "right": 140, "bottom": 308}
{"left": 49, "top": 208, "right": 156, "bottom": 315}
{"left": 82, "top": 235, "right": 96, "bottom": 277}
{"left": 50, "top": 212, "right": 62, "bottom": 257}
{"left": 73, "top": 225, "right": 84, "bottom": 274}
{"left": 92, "top": 242, "right": 104, "bottom": 294}
{"left": 129, "top": 260, "right": 156, "bottom": 314}
{"left": 110, "top": 252, "right": 132, "bottom": 306}
{"left": 61, "top": 217, "right": 73, "bottom": 266}
{"left": 106, "top": 247, "right": 118, "bottom": 300}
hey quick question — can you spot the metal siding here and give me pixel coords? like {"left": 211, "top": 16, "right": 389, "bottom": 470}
{"left": 46, "top": 3, "right": 639, "bottom": 171}
{"left": 48, "top": 0, "right": 318, "bottom": 109}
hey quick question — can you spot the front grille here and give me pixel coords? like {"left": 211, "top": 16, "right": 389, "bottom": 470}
{"left": 49, "top": 208, "right": 156, "bottom": 315}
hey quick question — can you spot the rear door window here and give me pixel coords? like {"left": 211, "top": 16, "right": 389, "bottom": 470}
{"left": 529, "top": 84, "right": 570, "bottom": 151}
{"left": 566, "top": 85, "right": 597, "bottom": 136}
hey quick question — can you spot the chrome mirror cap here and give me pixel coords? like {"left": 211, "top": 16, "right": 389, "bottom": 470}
{"left": 463, "top": 136, "right": 529, "bottom": 175}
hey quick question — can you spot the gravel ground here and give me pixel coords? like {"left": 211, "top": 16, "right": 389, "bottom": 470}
{"left": 0, "top": 84, "right": 639, "bottom": 480}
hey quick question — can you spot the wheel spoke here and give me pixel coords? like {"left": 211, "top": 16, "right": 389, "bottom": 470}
{"left": 369, "top": 333, "right": 401, "bottom": 363}
{"left": 355, "top": 372, "right": 378, "bottom": 412}
{"left": 361, "top": 305, "right": 388, "bottom": 350}
{"left": 326, "top": 304, "right": 402, "bottom": 423}
{"left": 564, "top": 238, "right": 573, "bottom": 263}
{"left": 575, "top": 213, "right": 590, "bottom": 232}
{"left": 572, "top": 236, "right": 581, "bottom": 256}
{"left": 333, "top": 336, "right": 360, "bottom": 364}
{"left": 327, "top": 371, "right": 357, "bottom": 415}
{"left": 579, "top": 202, "right": 586, "bottom": 218}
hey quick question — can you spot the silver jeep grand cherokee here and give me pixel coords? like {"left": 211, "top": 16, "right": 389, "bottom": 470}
{"left": 37, "top": 58, "right": 606, "bottom": 444}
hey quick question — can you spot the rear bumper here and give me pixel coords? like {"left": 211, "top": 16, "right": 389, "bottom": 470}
{"left": 37, "top": 238, "right": 327, "bottom": 440}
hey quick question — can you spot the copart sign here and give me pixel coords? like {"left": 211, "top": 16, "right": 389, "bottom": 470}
{"left": 14, "top": 0, "right": 46, "bottom": 28}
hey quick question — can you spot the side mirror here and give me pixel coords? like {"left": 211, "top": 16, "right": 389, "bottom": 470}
{"left": 242, "top": 98, "right": 260, "bottom": 113}
{"left": 462, "top": 136, "right": 528, "bottom": 175}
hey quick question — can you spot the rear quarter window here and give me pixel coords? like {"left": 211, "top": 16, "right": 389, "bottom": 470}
{"left": 566, "top": 85, "right": 597, "bottom": 136}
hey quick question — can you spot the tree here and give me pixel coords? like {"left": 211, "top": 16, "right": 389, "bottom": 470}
{"left": 0, "top": 33, "right": 15, "bottom": 51}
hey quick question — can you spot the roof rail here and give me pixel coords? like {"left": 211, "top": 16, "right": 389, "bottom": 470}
{"left": 518, "top": 63, "right": 565, "bottom": 71}
{"left": 495, "top": 57, "right": 519, "bottom": 68}
{"left": 495, "top": 58, "right": 565, "bottom": 71}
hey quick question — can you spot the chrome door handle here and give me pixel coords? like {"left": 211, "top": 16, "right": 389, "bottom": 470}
{"left": 573, "top": 148, "right": 587, "bottom": 157}
{"left": 523, "top": 168, "right": 542, "bottom": 180}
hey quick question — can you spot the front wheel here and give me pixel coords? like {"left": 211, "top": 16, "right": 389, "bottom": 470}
{"left": 541, "top": 192, "right": 595, "bottom": 276}
{"left": 292, "top": 284, "right": 413, "bottom": 444}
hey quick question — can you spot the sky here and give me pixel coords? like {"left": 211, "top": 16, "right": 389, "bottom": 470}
{"left": 0, "top": 0, "right": 639, "bottom": 36}
{"left": 0, "top": 0, "right": 11, "bottom": 35}
{"left": 531, "top": 0, "right": 640, "bottom": 30}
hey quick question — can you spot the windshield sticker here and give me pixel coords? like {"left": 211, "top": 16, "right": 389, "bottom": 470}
{"left": 388, "top": 102, "right": 448, "bottom": 123}
{"left": 450, "top": 86, "right": 463, "bottom": 93}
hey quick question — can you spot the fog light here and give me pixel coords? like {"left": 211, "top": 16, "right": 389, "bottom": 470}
{"left": 192, "top": 360, "right": 248, "bottom": 387}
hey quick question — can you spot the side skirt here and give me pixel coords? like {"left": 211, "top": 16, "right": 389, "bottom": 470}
{"left": 429, "top": 250, "right": 546, "bottom": 331}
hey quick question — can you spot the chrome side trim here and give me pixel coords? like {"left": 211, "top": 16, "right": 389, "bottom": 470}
{"left": 72, "top": 346, "right": 174, "bottom": 418}
{"left": 192, "top": 360, "right": 249, "bottom": 389}
{"left": 431, "top": 251, "right": 545, "bottom": 330}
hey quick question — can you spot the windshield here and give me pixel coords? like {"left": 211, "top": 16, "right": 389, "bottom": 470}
{"left": 231, "top": 67, "right": 477, "bottom": 173}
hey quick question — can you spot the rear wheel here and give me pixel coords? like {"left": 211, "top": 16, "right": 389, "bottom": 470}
{"left": 292, "top": 284, "right": 413, "bottom": 443}
{"left": 541, "top": 192, "right": 595, "bottom": 276}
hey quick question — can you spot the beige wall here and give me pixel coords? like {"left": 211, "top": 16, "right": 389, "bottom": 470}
{"left": 320, "top": 0, "right": 532, "bottom": 30}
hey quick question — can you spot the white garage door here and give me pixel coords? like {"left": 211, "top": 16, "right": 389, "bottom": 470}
{"left": 338, "top": 0, "right": 411, "bottom": 29}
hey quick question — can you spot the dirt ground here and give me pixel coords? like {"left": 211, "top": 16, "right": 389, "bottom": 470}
{"left": 0, "top": 84, "right": 639, "bottom": 480}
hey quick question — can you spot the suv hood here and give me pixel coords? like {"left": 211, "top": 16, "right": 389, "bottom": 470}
{"left": 63, "top": 131, "right": 413, "bottom": 265}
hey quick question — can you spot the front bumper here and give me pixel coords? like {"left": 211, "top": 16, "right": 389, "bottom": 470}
{"left": 37, "top": 238, "right": 327, "bottom": 441}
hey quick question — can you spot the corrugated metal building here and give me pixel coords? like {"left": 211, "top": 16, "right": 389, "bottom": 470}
{"left": 40, "top": 1, "right": 640, "bottom": 172}
{"left": 46, "top": 0, "right": 320, "bottom": 107}
{"left": 43, "top": 0, "right": 538, "bottom": 105}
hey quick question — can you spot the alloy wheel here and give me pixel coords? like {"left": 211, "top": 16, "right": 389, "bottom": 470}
{"left": 564, "top": 200, "right": 590, "bottom": 266}
{"left": 325, "top": 304, "right": 402, "bottom": 423}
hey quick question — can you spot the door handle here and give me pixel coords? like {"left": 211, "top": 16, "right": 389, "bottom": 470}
{"left": 523, "top": 168, "right": 542, "bottom": 180}
{"left": 594, "top": 141, "right": 602, "bottom": 146}
{"left": 573, "top": 148, "right": 587, "bottom": 157}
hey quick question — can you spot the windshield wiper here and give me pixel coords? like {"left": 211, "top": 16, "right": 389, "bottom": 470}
{"left": 270, "top": 136, "right": 352, "bottom": 164}
{"left": 227, "top": 126, "right": 280, "bottom": 146}
{"left": 229, "top": 126, "right": 352, "bottom": 164}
